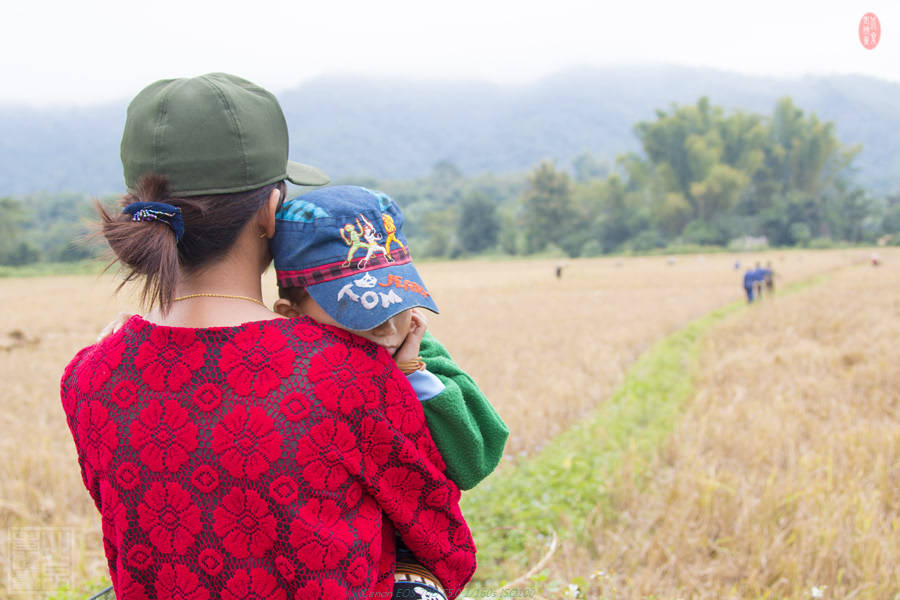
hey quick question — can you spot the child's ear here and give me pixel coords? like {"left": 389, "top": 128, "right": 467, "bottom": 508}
{"left": 273, "top": 298, "right": 301, "bottom": 318}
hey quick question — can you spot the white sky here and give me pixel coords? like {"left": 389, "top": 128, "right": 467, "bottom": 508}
{"left": 1, "top": 0, "right": 896, "bottom": 107}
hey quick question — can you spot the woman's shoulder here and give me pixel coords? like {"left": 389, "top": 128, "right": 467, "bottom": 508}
{"left": 60, "top": 313, "right": 396, "bottom": 412}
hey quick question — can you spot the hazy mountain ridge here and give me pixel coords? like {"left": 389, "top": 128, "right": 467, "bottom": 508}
{"left": 2, "top": 66, "right": 899, "bottom": 197}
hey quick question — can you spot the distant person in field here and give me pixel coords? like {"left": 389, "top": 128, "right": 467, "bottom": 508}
{"left": 743, "top": 266, "right": 757, "bottom": 302}
{"left": 744, "top": 262, "right": 773, "bottom": 303}
{"left": 753, "top": 262, "right": 765, "bottom": 300}
{"left": 61, "top": 73, "right": 478, "bottom": 600}
{"left": 270, "top": 185, "right": 509, "bottom": 600}
{"left": 764, "top": 260, "right": 775, "bottom": 293}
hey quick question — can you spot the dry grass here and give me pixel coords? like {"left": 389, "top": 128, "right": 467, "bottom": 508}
{"left": 420, "top": 251, "right": 861, "bottom": 459}
{"left": 0, "top": 249, "right": 878, "bottom": 594}
{"left": 563, "top": 257, "right": 900, "bottom": 599}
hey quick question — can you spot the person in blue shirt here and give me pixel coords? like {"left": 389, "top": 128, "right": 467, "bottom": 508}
{"left": 743, "top": 267, "right": 757, "bottom": 302}
{"left": 744, "top": 262, "right": 774, "bottom": 302}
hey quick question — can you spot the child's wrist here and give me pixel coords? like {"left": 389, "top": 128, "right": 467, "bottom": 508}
{"left": 396, "top": 357, "right": 426, "bottom": 375}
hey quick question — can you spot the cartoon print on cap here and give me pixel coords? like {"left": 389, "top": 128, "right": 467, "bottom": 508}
{"left": 337, "top": 273, "right": 404, "bottom": 311}
{"left": 340, "top": 214, "right": 400, "bottom": 269}
{"left": 382, "top": 214, "right": 403, "bottom": 254}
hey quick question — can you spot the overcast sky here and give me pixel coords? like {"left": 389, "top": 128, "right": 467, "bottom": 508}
{"left": 1, "top": 0, "right": 895, "bottom": 107}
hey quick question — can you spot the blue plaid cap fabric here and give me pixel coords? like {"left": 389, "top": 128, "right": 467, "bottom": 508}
{"left": 270, "top": 185, "right": 438, "bottom": 331}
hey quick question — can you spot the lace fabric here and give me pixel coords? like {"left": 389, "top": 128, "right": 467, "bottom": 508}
{"left": 61, "top": 315, "right": 476, "bottom": 599}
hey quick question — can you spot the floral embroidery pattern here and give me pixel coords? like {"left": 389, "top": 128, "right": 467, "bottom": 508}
{"left": 76, "top": 338, "right": 124, "bottom": 394}
{"left": 154, "top": 564, "right": 208, "bottom": 600}
{"left": 295, "top": 419, "right": 360, "bottom": 490}
{"left": 434, "top": 550, "right": 476, "bottom": 589}
{"left": 211, "top": 405, "right": 283, "bottom": 480}
{"left": 130, "top": 400, "right": 198, "bottom": 472}
{"left": 137, "top": 481, "right": 201, "bottom": 554}
{"left": 193, "top": 382, "right": 223, "bottom": 412}
{"left": 418, "top": 434, "right": 447, "bottom": 472}
{"left": 111, "top": 380, "right": 138, "bottom": 410}
{"left": 197, "top": 548, "right": 224, "bottom": 576}
{"left": 135, "top": 328, "right": 205, "bottom": 393}
{"left": 190, "top": 464, "right": 220, "bottom": 493}
{"left": 269, "top": 475, "right": 298, "bottom": 505}
{"left": 279, "top": 392, "right": 309, "bottom": 422}
{"left": 222, "top": 568, "right": 286, "bottom": 600}
{"left": 61, "top": 317, "right": 478, "bottom": 599}
{"left": 100, "top": 480, "right": 128, "bottom": 544}
{"left": 295, "top": 578, "right": 349, "bottom": 599}
{"left": 384, "top": 377, "right": 421, "bottom": 435}
{"left": 214, "top": 487, "right": 277, "bottom": 558}
{"left": 406, "top": 509, "right": 451, "bottom": 557}
{"left": 62, "top": 387, "right": 77, "bottom": 419}
{"left": 358, "top": 417, "right": 393, "bottom": 476}
{"left": 219, "top": 326, "right": 295, "bottom": 398}
{"left": 290, "top": 498, "right": 355, "bottom": 570}
{"left": 346, "top": 556, "right": 370, "bottom": 586}
{"left": 117, "top": 571, "right": 149, "bottom": 600}
{"left": 307, "top": 344, "right": 374, "bottom": 414}
{"left": 77, "top": 400, "right": 118, "bottom": 471}
{"left": 292, "top": 320, "right": 323, "bottom": 342}
{"left": 274, "top": 554, "right": 295, "bottom": 582}
{"left": 377, "top": 467, "right": 424, "bottom": 525}
{"left": 126, "top": 544, "right": 153, "bottom": 570}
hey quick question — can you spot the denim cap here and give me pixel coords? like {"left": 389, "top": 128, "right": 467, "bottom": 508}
{"left": 271, "top": 186, "right": 438, "bottom": 331}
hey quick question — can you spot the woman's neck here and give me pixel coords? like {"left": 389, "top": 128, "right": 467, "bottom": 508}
{"left": 145, "top": 225, "right": 281, "bottom": 328}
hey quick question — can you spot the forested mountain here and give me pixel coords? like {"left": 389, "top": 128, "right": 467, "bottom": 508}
{"left": 1, "top": 65, "right": 899, "bottom": 197}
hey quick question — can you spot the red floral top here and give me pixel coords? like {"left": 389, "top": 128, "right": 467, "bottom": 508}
{"left": 61, "top": 315, "right": 476, "bottom": 599}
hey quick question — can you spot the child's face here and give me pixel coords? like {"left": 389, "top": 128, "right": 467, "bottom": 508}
{"left": 294, "top": 293, "right": 413, "bottom": 356}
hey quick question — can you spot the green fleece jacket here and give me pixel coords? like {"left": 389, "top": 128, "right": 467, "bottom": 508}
{"left": 418, "top": 332, "right": 509, "bottom": 490}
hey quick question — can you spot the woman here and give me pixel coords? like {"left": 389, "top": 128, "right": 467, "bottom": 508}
{"left": 61, "top": 73, "right": 475, "bottom": 599}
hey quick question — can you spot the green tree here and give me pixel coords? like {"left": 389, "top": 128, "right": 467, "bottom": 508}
{"left": 0, "top": 197, "right": 31, "bottom": 265}
{"left": 456, "top": 192, "right": 500, "bottom": 253}
{"left": 521, "top": 161, "right": 574, "bottom": 254}
{"left": 883, "top": 195, "right": 900, "bottom": 234}
{"left": 497, "top": 209, "right": 523, "bottom": 255}
{"left": 572, "top": 152, "right": 609, "bottom": 182}
{"left": 418, "top": 207, "right": 457, "bottom": 258}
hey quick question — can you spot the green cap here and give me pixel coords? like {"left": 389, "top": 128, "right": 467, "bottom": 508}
{"left": 120, "top": 73, "right": 329, "bottom": 196}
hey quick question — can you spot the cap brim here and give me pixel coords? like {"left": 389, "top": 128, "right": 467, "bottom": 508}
{"left": 286, "top": 160, "right": 330, "bottom": 186}
{"left": 304, "top": 261, "right": 438, "bottom": 331}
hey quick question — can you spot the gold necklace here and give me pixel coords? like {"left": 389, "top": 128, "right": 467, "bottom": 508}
{"left": 173, "top": 293, "right": 267, "bottom": 308}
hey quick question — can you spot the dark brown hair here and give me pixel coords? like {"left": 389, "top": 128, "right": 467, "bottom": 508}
{"left": 96, "top": 174, "right": 284, "bottom": 313}
{"left": 278, "top": 285, "right": 308, "bottom": 304}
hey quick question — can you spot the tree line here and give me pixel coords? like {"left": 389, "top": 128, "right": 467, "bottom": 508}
{"left": 2, "top": 96, "right": 899, "bottom": 267}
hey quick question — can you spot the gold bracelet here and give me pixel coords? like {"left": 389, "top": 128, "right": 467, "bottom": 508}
{"left": 396, "top": 357, "right": 426, "bottom": 375}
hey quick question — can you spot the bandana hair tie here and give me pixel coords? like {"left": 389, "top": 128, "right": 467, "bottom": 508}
{"left": 123, "top": 202, "right": 185, "bottom": 241}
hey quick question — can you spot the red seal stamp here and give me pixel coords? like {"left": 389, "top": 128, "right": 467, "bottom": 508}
{"left": 859, "top": 12, "right": 881, "bottom": 50}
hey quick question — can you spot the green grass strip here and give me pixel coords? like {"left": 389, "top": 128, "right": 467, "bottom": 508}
{"left": 462, "top": 301, "right": 743, "bottom": 584}
{"left": 461, "top": 272, "right": 843, "bottom": 586}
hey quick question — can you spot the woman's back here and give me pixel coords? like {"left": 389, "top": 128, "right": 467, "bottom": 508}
{"left": 62, "top": 315, "right": 475, "bottom": 599}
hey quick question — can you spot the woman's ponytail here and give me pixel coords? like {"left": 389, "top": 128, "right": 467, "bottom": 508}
{"left": 96, "top": 174, "right": 180, "bottom": 313}
{"left": 95, "top": 174, "right": 279, "bottom": 314}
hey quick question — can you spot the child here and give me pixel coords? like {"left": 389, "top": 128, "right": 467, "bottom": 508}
{"left": 270, "top": 185, "right": 509, "bottom": 599}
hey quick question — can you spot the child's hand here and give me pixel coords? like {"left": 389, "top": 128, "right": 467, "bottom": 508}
{"left": 393, "top": 309, "right": 427, "bottom": 365}
{"left": 97, "top": 312, "right": 132, "bottom": 341}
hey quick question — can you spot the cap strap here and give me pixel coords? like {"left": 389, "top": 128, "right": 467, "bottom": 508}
{"left": 123, "top": 202, "right": 185, "bottom": 242}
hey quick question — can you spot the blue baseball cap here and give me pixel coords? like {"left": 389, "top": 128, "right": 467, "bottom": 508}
{"left": 271, "top": 185, "right": 439, "bottom": 331}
